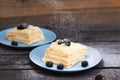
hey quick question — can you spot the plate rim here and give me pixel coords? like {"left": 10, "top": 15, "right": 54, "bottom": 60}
{"left": 0, "top": 27, "right": 56, "bottom": 48}
{"left": 29, "top": 44, "right": 102, "bottom": 72}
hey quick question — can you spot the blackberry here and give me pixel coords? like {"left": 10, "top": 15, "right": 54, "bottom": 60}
{"left": 57, "top": 39, "right": 64, "bottom": 45}
{"left": 95, "top": 75, "right": 104, "bottom": 80}
{"left": 63, "top": 39, "right": 71, "bottom": 46}
{"left": 17, "top": 23, "right": 29, "bottom": 30}
{"left": 46, "top": 61, "right": 53, "bottom": 67}
{"left": 11, "top": 41, "right": 18, "bottom": 46}
{"left": 81, "top": 61, "right": 88, "bottom": 67}
{"left": 57, "top": 63, "right": 64, "bottom": 70}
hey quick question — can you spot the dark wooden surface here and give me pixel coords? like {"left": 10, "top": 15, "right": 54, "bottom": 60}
{"left": 0, "top": 24, "right": 120, "bottom": 80}
{"left": 1, "top": 0, "right": 120, "bottom": 17}
{"left": 1, "top": 0, "right": 120, "bottom": 79}
{"left": 1, "top": 0, "right": 120, "bottom": 24}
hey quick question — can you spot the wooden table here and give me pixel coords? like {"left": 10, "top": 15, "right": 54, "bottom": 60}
{"left": 0, "top": 24, "right": 120, "bottom": 80}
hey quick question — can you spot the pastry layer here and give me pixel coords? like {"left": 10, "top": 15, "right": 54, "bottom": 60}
{"left": 6, "top": 25, "right": 44, "bottom": 45}
{"left": 42, "top": 41, "right": 87, "bottom": 68}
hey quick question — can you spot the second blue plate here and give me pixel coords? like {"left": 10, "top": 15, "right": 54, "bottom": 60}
{"left": 29, "top": 44, "right": 102, "bottom": 72}
{"left": 0, "top": 28, "right": 56, "bottom": 48}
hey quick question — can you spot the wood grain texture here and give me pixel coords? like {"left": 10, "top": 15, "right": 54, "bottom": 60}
{"left": 1, "top": 24, "right": 120, "bottom": 31}
{"left": 1, "top": 11, "right": 120, "bottom": 24}
{"left": 0, "top": 42, "right": 120, "bottom": 69}
{"left": 0, "top": 24, "right": 120, "bottom": 80}
{"left": 0, "top": 69, "right": 120, "bottom": 80}
{"left": 1, "top": 25, "right": 120, "bottom": 42}
{"left": 1, "top": 0, "right": 120, "bottom": 24}
{"left": 0, "top": 25, "right": 120, "bottom": 69}
{"left": 1, "top": 0, "right": 120, "bottom": 17}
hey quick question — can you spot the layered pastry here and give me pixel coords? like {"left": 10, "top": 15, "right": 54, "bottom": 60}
{"left": 6, "top": 23, "right": 44, "bottom": 45}
{"left": 42, "top": 39, "right": 87, "bottom": 68}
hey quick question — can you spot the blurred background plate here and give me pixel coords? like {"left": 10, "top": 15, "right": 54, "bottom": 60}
{"left": 0, "top": 28, "right": 56, "bottom": 48}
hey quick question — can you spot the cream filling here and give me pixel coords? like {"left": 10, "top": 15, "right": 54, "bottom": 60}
{"left": 43, "top": 49, "right": 87, "bottom": 68}
{"left": 6, "top": 26, "right": 44, "bottom": 45}
{"left": 42, "top": 41, "right": 87, "bottom": 68}
{"left": 7, "top": 35, "right": 43, "bottom": 45}
{"left": 43, "top": 54, "right": 85, "bottom": 68}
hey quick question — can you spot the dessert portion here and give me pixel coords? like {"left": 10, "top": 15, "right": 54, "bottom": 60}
{"left": 42, "top": 39, "right": 87, "bottom": 68}
{"left": 6, "top": 23, "right": 44, "bottom": 45}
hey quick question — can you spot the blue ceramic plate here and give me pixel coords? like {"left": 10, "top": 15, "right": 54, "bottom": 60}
{"left": 29, "top": 44, "right": 102, "bottom": 72}
{"left": 0, "top": 28, "right": 56, "bottom": 48}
